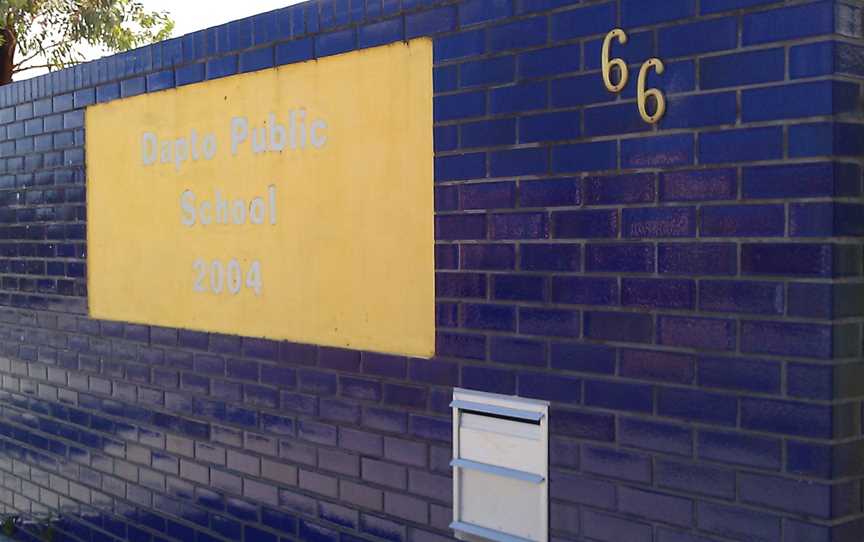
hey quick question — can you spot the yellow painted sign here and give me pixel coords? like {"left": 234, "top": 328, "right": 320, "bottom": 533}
{"left": 87, "top": 39, "right": 434, "bottom": 358}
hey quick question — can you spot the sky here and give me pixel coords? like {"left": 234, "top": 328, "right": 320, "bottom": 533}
{"left": 21, "top": 0, "right": 307, "bottom": 79}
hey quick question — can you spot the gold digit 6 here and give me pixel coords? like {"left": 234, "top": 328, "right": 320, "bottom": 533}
{"left": 637, "top": 58, "right": 666, "bottom": 124}
{"left": 601, "top": 29, "right": 628, "bottom": 93}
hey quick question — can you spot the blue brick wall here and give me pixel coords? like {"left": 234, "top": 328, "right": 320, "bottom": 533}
{"left": 0, "top": 0, "right": 858, "bottom": 541}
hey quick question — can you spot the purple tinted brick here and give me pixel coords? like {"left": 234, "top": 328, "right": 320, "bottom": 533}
{"left": 698, "top": 430, "right": 781, "bottom": 469}
{"left": 436, "top": 273, "right": 486, "bottom": 299}
{"left": 658, "top": 388, "right": 737, "bottom": 426}
{"left": 583, "top": 174, "right": 655, "bottom": 205}
{"left": 363, "top": 352, "right": 407, "bottom": 379}
{"left": 623, "top": 207, "right": 696, "bottom": 238}
{"left": 490, "top": 337, "right": 546, "bottom": 367}
{"left": 659, "top": 243, "right": 737, "bottom": 276}
{"left": 493, "top": 274, "right": 544, "bottom": 301}
{"left": 701, "top": 205, "right": 785, "bottom": 237}
{"left": 740, "top": 473, "right": 835, "bottom": 519}
{"left": 520, "top": 178, "right": 580, "bottom": 207}
{"left": 383, "top": 384, "right": 427, "bottom": 409}
{"left": 622, "top": 134, "right": 694, "bottom": 169}
{"left": 554, "top": 209, "right": 618, "bottom": 238}
{"left": 620, "top": 418, "right": 692, "bottom": 456}
{"left": 551, "top": 343, "right": 615, "bottom": 374}
{"left": 490, "top": 147, "right": 547, "bottom": 177}
{"left": 657, "top": 458, "right": 736, "bottom": 500}
{"left": 437, "top": 332, "right": 486, "bottom": 360}
{"left": 435, "top": 215, "right": 486, "bottom": 240}
{"left": 550, "top": 409, "right": 615, "bottom": 441}
{"left": 700, "top": 280, "right": 784, "bottom": 315}
{"left": 621, "top": 349, "right": 694, "bottom": 384}
{"left": 622, "top": 278, "right": 694, "bottom": 309}
{"left": 586, "top": 244, "right": 654, "bottom": 273}
{"left": 697, "top": 502, "right": 780, "bottom": 542}
{"left": 618, "top": 486, "right": 694, "bottom": 528}
{"left": 518, "top": 372, "right": 581, "bottom": 403}
{"left": 551, "top": 276, "right": 618, "bottom": 306}
{"left": 585, "top": 311, "right": 653, "bottom": 344}
{"left": 585, "top": 380, "right": 652, "bottom": 413}
{"left": 461, "top": 366, "right": 516, "bottom": 395}
{"left": 742, "top": 399, "right": 842, "bottom": 439}
{"left": 552, "top": 141, "right": 617, "bottom": 173}
{"left": 659, "top": 316, "right": 736, "bottom": 351}
{"left": 490, "top": 213, "right": 548, "bottom": 239}
{"left": 698, "top": 356, "right": 781, "bottom": 393}
{"left": 435, "top": 152, "right": 485, "bottom": 180}
{"left": 521, "top": 244, "right": 580, "bottom": 271}
{"left": 461, "top": 303, "right": 515, "bottom": 331}
{"left": 519, "top": 307, "right": 580, "bottom": 337}
{"left": 583, "top": 445, "right": 651, "bottom": 483}
{"left": 742, "top": 243, "right": 859, "bottom": 277}
{"left": 460, "top": 182, "right": 515, "bottom": 210}
{"left": 461, "top": 244, "right": 516, "bottom": 270}
{"left": 409, "top": 358, "right": 458, "bottom": 386}
{"left": 660, "top": 168, "right": 736, "bottom": 201}
{"left": 741, "top": 321, "right": 835, "bottom": 359}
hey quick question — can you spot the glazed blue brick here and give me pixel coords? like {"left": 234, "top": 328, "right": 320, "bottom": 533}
{"left": 490, "top": 148, "right": 547, "bottom": 177}
{"left": 206, "top": 56, "right": 238, "bottom": 80}
{"left": 434, "top": 152, "right": 485, "bottom": 181}
{"left": 700, "top": 48, "right": 785, "bottom": 89}
{"left": 584, "top": 311, "right": 654, "bottom": 344}
{"left": 518, "top": 372, "right": 580, "bottom": 403}
{"left": 491, "top": 336, "right": 546, "bottom": 366}
{"left": 488, "top": 16, "right": 547, "bottom": 52}
{"left": 741, "top": 474, "right": 837, "bottom": 519}
{"left": 175, "top": 63, "right": 205, "bottom": 86}
{"left": 146, "top": 70, "right": 175, "bottom": 92}
{"left": 521, "top": 243, "right": 580, "bottom": 271}
{"left": 520, "top": 178, "right": 580, "bottom": 207}
{"left": 551, "top": 73, "right": 610, "bottom": 107}
{"left": 460, "top": 118, "right": 516, "bottom": 148}
{"left": 316, "top": 29, "right": 356, "bottom": 57}
{"left": 787, "top": 363, "right": 835, "bottom": 400}
{"left": 656, "top": 459, "right": 735, "bottom": 500}
{"left": 239, "top": 47, "right": 274, "bottom": 73}
{"left": 554, "top": 209, "right": 617, "bottom": 239}
{"left": 519, "top": 307, "right": 579, "bottom": 337}
{"left": 743, "top": 162, "right": 860, "bottom": 199}
{"left": 701, "top": 0, "right": 776, "bottom": 13}
{"left": 699, "top": 430, "right": 781, "bottom": 471}
{"left": 585, "top": 380, "right": 652, "bottom": 413}
{"left": 743, "top": 81, "right": 859, "bottom": 122}
{"left": 700, "top": 127, "right": 783, "bottom": 164}
{"left": 461, "top": 244, "right": 515, "bottom": 269}
{"left": 661, "top": 92, "right": 737, "bottom": 129}
{"left": 120, "top": 76, "right": 145, "bottom": 97}
{"left": 622, "top": 134, "right": 694, "bottom": 169}
{"left": 436, "top": 214, "right": 487, "bottom": 240}
{"left": 520, "top": 111, "right": 580, "bottom": 143}
{"left": 459, "top": 55, "right": 516, "bottom": 87}
{"left": 584, "top": 31, "right": 655, "bottom": 70}
{"left": 434, "top": 65, "right": 457, "bottom": 92}
{"left": 434, "top": 90, "right": 486, "bottom": 121}
{"left": 700, "top": 280, "right": 784, "bottom": 316}
{"left": 490, "top": 212, "right": 548, "bottom": 239}
{"left": 552, "top": 141, "right": 616, "bottom": 173}
{"left": 741, "top": 398, "right": 840, "bottom": 439}
{"left": 460, "top": 0, "right": 512, "bottom": 26}
{"left": 786, "top": 442, "right": 833, "bottom": 479}
{"left": 623, "top": 207, "right": 696, "bottom": 238}
{"left": 659, "top": 316, "right": 736, "bottom": 351}
{"left": 406, "top": 6, "right": 456, "bottom": 38}
{"left": 743, "top": 1, "right": 834, "bottom": 45}
{"left": 790, "top": 41, "right": 835, "bottom": 78}
{"left": 701, "top": 205, "right": 785, "bottom": 237}
{"left": 742, "top": 243, "right": 858, "bottom": 277}
{"left": 434, "top": 125, "right": 458, "bottom": 152}
{"left": 583, "top": 446, "right": 651, "bottom": 483}
{"left": 461, "top": 365, "right": 515, "bottom": 394}
{"left": 275, "top": 38, "right": 314, "bottom": 65}
{"left": 357, "top": 18, "right": 402, "bottom": 49}
{"left": 586, "top": 243, "right": 654, "bottom": 273}
{"left": 619, "top": 418, "right": 692, "bottom": 456}
{"left": 552, "top": 3, "right": 615, "bottom": 40}
{"left": 658, "top": 388, "right": 737, "bottom": 426}
{"left": 437, "top": 332, "right": 485, "bottom": 360}
{"left": 790, "top": 202, "right": 864, "bottom": 237}
{"left": 622, "top": 0, "right": 695, "bottom": 27}
{"left": 658, "top": 17, "right": 737, "bottom": 57}
{"left": 585, "top": 103, "right": 651, "bottom": 137}
{"left": 518, "top": 44, "right": 580, "bottom": 79}
{"left": 789, "top": 122, "right": 864, "bottom": 158}
{"left": 434, "top": 30, "right": 485, "bottom": 62}
{"left": 583, "top": 173, "right": 654, "bottom": 205}
{"left": 620, "top": 349, "right": 694, "bottom": 384}
{"left": 460, "top": 181, "right": 515, "bottom": 209}
{"left": 489, "top": 81, "right": 547, "bottom": 113}
{"left": 619, "top": 487, "right": 694, "bottom": 528}
{"left": 96, "top": 83, "right": 120, "bottom": 103}
{"left": 622, "top": 278, "right": 694, "bottom": 310}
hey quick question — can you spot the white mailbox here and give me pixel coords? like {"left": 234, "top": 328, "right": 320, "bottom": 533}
{"left": 450, "top": 388, "right": 549, "bottom": 542}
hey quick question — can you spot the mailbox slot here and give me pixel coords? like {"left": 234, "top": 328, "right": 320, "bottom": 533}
{"left": 451, "top": 389, "right": 549, "bottom": 542}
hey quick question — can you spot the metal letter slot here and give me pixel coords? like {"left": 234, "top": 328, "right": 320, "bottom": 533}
{"left": 450, "top": 388, "right": 549, "bottom": 542}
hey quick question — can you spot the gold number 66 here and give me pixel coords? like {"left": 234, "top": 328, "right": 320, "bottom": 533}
{"left": 601, "top": 29, "right": 628, "bottom": 93}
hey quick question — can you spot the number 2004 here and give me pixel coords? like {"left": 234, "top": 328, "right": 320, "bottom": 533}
{"left": 193, "top": 259, "right": 262, "bottom": 295}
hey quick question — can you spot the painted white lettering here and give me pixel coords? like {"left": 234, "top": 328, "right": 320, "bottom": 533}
{"left": 180, "top": 190, "right": 195, "bottom": 226}
{"left": 310, "top": 120, "right": 327, "bottom": 148}
{"left": 231, "top": 117, "right": 248, "bottom": 155}
{"left": 142, "top": 132, "right": 158, "bottom": 165}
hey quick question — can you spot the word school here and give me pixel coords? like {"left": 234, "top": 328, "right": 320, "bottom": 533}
{"left": 140, "top": 110, "right": 329, "bottom": 171}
